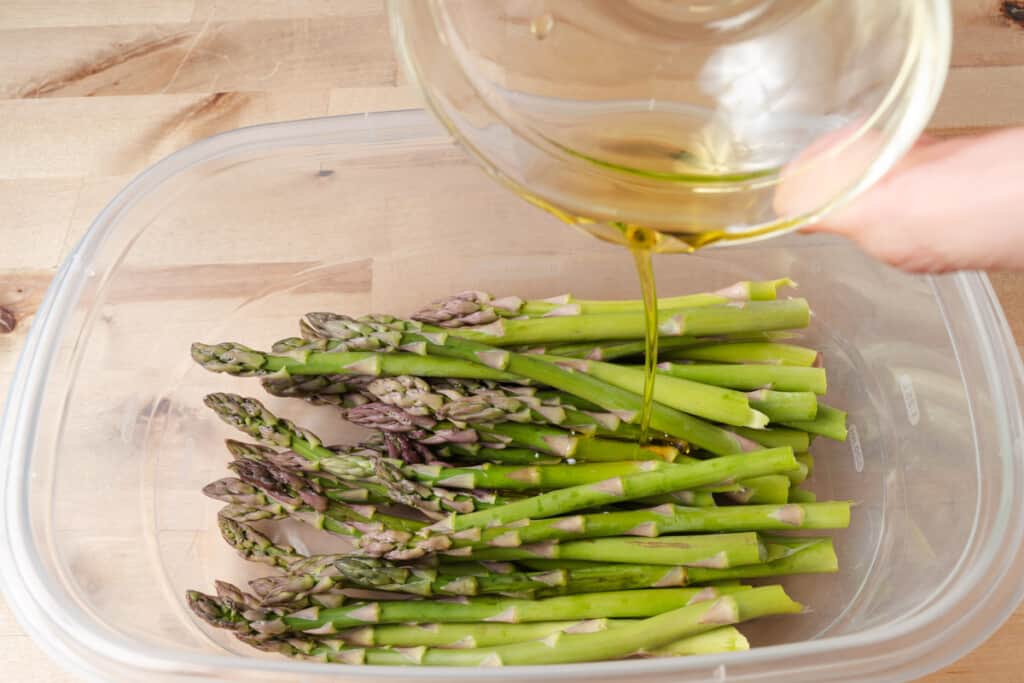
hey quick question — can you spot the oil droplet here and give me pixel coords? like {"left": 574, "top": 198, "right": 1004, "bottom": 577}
{"left": 530, "top": 12, "right": 554, "bottom": 39}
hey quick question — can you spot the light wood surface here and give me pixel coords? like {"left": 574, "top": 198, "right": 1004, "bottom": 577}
{"left": 2, "top": 2, "right": 1024, "bottom": 680}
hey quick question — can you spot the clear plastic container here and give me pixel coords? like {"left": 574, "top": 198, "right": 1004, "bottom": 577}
{"left": 2, "top": 109, "right": 1024, "bottom": 682}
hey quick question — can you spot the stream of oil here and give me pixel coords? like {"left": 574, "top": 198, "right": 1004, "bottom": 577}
{"left": 625, "top": 227, "right": 661, "bottom": 443}
{"left": 520, "top": 194, "right": 790, "bottom": 443}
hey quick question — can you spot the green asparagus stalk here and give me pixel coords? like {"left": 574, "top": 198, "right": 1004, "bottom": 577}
{"left": 725, "top": 475, "right": 792, "bottom": 505}
{"left": 531, "top": 332, "right": 792, "bottom": 362}
{"left": 247, "top": 555, "right": 575, "bottom": 603}
{"left": 445, "top": 443, "right": 678, "bottom": 465}
{"left": 411, "top": 279, "right": 796, "bottom": 327}
{"left": 662, "top": 342, "right": 820, "bottom": 367}
{"left": 786, "top": 456, "right": 811, "bottom": 486}
{"left": 789, "top": 487, "right": 817, "bottom": 503}
{"left": 260, "top": 372, "right": 367, "bottom": 407}
{"left": 252, "top": 547, "right": 814, "bottom": 606}
{"left": 515, "top": 536, "right": 838, "bottom": 593}
{"left": 731, "top": 426, "right": 811, "bottom": 451}
{"left": 443, "top": 445, "right": 564, "bottom": 465}
{"left": 204, "top": 480, "right": 363, "bottom": 541}
{"left": 221, "top": 413, "right": 680, "bottom": 498}
{"left": 343, "top": 401, "right": 675, "bottom": 460}
{"left": 364, "top": 376, "right": 642, "bottom": 440}
{"left": 243, "top": 622, "right": 751, "bottom": 663}
{"left": 781, "top": 403, "right": 849, "bottom": 441}
{"left": 533, "top": 355, "right": 769, "bottom": 429}
{"left": 205, "top": 393, "right": 500, "bottom": 517}
{"left": 299, "top": 314, "right": 758, "bottom": 455}
{"left": 657, "top": 362, "right": 827, "bottom": 394}
{"left": 442, "top": 299, "right": 811, "bottom": 346}
{"left": 698, "top": 537, "right": 838, "bottom": 581}
{"left": 237, "top": 529, "right": 823, "bottom": 606}
{"left": 192, "top": 342, "right": 520, "bottom": 381}
{"left": 329, "top": 619, "right": 623, "bottom": 649}
{"left": 406, "top": 460, "right": 674, "bottom": 491}
{"left": 424, "top": 447, "right": 798, "bottom": 533}
{"left": 642, "top": 627, "right": 749, "bottom": 657}
{"left": 627, "top": 490, "right": 718, "bottom": 507}
{"left": 746, "top": 389, "right": 818, "bottom": 422}
{"left": 451, "top": 502, "right": 850, "bottom": 551}
{"left": 193, "top": 585, "right": 800, "bottom": 665}
{"left": 228, "top": 438, "right": 517, "bottom": 510}
{"left": 215, "top": 511, "right": 305, "bottom": 568}
{"left": 462, "top": 532, "right": 764, "bottom": 568}
{"left": 189, "top": 584, "right": 753, "bottom": 637}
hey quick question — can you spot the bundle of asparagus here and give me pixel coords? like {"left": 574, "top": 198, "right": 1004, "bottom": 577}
{"left": 186, "top": 279, "right": 851, "bottom": 666}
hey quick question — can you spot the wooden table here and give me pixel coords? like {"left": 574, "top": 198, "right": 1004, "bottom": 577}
{"left": 1, "top": 2, "right": 1023, "bottom": 680}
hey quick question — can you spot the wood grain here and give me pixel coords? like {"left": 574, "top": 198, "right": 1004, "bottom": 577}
{"left": 0, "top": 2, "right": 1023, "bottom": 681}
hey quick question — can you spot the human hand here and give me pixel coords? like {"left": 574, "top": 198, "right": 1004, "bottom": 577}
{"left": 799, "top": 128, "right": 1024, "bottom": 273}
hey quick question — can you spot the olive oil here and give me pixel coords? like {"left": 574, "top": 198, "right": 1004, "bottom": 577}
{"left": 625, "top": 226, "right": 660, "bottom": 443}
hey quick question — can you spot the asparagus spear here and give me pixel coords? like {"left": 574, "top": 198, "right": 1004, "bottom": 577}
{"left": 191, "top": 585, "right": 800, "bottom": 665}
{"left": 344, "top": 400, "right": 671, "bottom": 460}
{"left": 642, "top": 626, "right": 749, "bottom": 657}
{"left": 328, "top": 619, "right": 624, "bottom": 649}
{"left": 442, "top": 445, "right": 564, "bottom": 465}
{"left": 626, "top": 490, "right": 718, "bottom": 507}
{"left": 657, "top": 362, "right": 827, "bottom": 394}
{"left": 462, "top": 532, "right": 764, "bottom": 568}
{"left": 444, "top": 442, "right": 680, "bottom": 465}
{"left": 251, "top": 547, "right": 815, "bottom": 606}
{"left": 292, "top": 314, "right": 758, "bottom": 455}
{"left": 448, "top": 347, "right": 757, "bottom": 455}
{"left": 410, "top": 280, "right": 796, "bottom": 327}
{"left": 224, "top": 425, "right": 682, "bottom": 503}
{"left": 260, "top": 372, "right": 367, "bottom": 407}
{"left": 188, "top": 584, "right": 753, "bottom": 637}
{"left": 440, "top": 299, "right": 811, "bottom": 346}
{"left": 406, "top": 460, "right": 675, "bottom": 491}
{"left": 786, "top": 455, "right": 811, "bottom": 486}
{"left": 227, "top": 439, "right": 516, "bottom": 510}
{"left": 208, "top": 479, "right": 443, "bottom": 555}
{"left": 316, "top": 619, "right": 748, "bottom": 653}
{"left": 531, "top": 332, "right": 792, "bottom": 362}
{"left": 364, "top": 376, "right": 643, "bottom": 440}
{"left": 532, "top": 355, "right": 769, "bottom": 428}
{"left": 247, "top": 555, "right": 573, "bottom": 603}
{"left": 662, "top": 342, "right": 820, "bottom": 367}
{"left": 746, "top": 389, "right": 818, "bottom": 422}
{"left": 731, "top": 426, "right": 810, "bottom": 451}
{"left": 205, "top": 393, "right": 501, "bottom": 517}
{"left": 205, "top": 480, "right": 363, "bottom": 540}
{"left": 192, "top": 342, "right": 520, "bottom": 381}
{"left": 451, "top": 502, "right": 850, "bottom": 551}
{"left": 239, "top": 624, "right": 752, "bottom": 663}
{"left": 789, "top": 487, "right": 817, "bottom": 503}
{"left": 781, "top": 403, "right": 849, "bottom": 441}
{"left": 570, "top": 438, "right": 680, "bottom": 462}
{"left": 725, "top": 475, "right": 792, "bottom": 505}
{"left": 216, "top": 512, "right": 305, "bottom": 568}
{"left": 518, "top": 536, "right": 838, "bottom": 594}
{"left": 424, "top": 447, "right": 798, "bottom": 533}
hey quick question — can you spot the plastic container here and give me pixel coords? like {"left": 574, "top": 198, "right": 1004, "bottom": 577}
{"left": 2, "top": 109, "right": 1024, "bottom": 682}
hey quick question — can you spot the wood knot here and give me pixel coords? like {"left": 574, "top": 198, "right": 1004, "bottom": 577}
{"left": 0, "top": 306, "right": 16, "bottom": 334}
{"left": 1002, "top": 1, "right": 1024, "bottom": 28}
